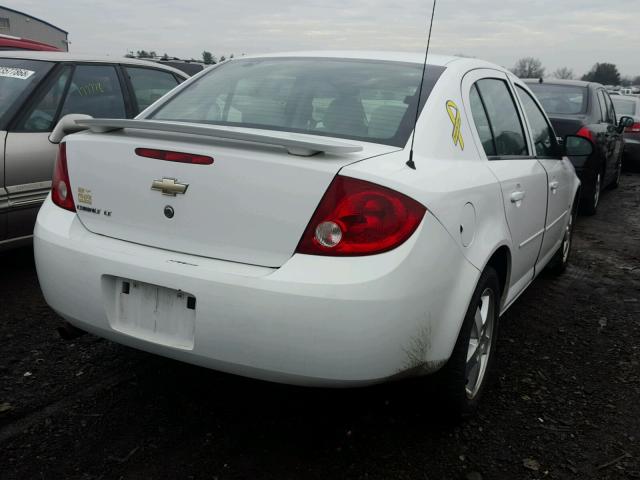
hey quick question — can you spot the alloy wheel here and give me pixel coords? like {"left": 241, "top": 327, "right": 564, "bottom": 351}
{"left": 465, "top": 288, "right": 495, "bottom": 399}
{"left": 593, "top": 173, "right": 601, "bottom": 209}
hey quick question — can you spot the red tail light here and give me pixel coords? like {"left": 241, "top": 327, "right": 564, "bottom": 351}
{"left": 576, "top": 126, "right": 595, "bottom": 143}
{"left": 295, "top": 176, "right": 426, "bottom": 256}
{"left": 135, "top": 148, "right": 214, "bottom": 165}
{"left": 626, "top": 123, "right": 640, "bottom": 133}
{"left": 51, "top": 142, "right": 76, "bottom": 212}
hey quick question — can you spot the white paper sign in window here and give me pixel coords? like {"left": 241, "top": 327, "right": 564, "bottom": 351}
{"left": 0, "top": 67, "right": 36, "bottom": 80}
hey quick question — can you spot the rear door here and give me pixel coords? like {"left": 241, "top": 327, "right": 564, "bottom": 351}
{"left": 4, "top": 64, "right": 71, "bottom": 238}
{"left": 515, "top": 84, "right": 574, "bottom": 268}
{"left": 5, "top": 63, "right": 128, "bottom": 238}
{"left": 0, "top": 57, "right": 55, "bottom": 241}
{"left": 601, "top": 90, "right": 624, "bottom": 183}
{"left": 595, "top": 89, "right": 619, "bottom": 183}
{"left": 463, "top": 70, "right": 548, "bottom": 301}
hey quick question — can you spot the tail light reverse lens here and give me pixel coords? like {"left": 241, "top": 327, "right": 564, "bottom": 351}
{"left": 296, "top": 176, "right": 426, "bottom": 256}
{"left": 51, "top": 142, "right": 76, "bottom": 212}
{"left": 626, "top": 123, "right": 640, "bottom": 133}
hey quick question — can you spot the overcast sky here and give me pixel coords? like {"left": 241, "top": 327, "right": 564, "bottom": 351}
{"left": 9, "top": 0, "right": 640, "bottom": 77}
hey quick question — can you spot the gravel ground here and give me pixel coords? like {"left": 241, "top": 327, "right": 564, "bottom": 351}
{"left": 1, "top": 174, "right": 639, "bottom": 480}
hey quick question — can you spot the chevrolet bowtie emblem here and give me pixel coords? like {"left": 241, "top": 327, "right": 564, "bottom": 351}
{"left": 151, "top": 178, "right": 189, "bottom": 196}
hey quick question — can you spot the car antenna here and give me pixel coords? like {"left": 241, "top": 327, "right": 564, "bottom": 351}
{"left": 407, "top": 0, "right": 438, "bottom": 170}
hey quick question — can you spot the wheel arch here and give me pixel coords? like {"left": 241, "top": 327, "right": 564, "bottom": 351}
{"left": 481, "top": 244, "right": 512, "bottom": 307}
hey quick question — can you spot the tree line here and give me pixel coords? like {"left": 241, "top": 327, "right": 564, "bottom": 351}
{"left": 125, "top": 50, "right": 237, "bottom": 65}
{"left": 124, "top": 50, "right": 638, "bottom": 86}
{"left": 511, "top": 57, "right": 640, "bottom": 86}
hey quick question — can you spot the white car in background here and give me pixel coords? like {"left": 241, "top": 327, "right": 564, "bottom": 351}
{"left": 34, "top": 52, "right": 588, "bottom": 415}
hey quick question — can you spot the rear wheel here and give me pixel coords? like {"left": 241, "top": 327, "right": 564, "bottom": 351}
{"left": 582, "top": 171, "right": 601, "bottom": 216}
{"left": 435, "top": 267, "right": 500, "bottom": 417}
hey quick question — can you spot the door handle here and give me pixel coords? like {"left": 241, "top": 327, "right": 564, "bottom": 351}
{"left": 510, "top": 190, "right": 526, "bottom": 203}
{"left": 549, "top": 181, "right": 559, "bottom": 193}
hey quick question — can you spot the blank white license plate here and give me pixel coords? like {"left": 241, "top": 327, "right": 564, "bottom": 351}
{"left": 111, "top": 278, "right": 196, "bottom": 350}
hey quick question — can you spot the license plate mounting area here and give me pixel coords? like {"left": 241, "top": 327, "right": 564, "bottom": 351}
{"left": 110, "top": 278, "right": 196, "bottom": 350}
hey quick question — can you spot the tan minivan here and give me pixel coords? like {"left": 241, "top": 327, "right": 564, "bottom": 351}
{"left": 0, "top": 52, "right": 188, "bottom": 249}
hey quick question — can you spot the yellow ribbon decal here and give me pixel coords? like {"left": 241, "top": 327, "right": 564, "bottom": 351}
{"left": 446, "top": 100, "right": 464, "bottom": 151}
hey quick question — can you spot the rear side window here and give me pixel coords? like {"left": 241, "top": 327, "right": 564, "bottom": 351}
{"left": 0, "top": 58, "right": 53, "bottom": 126}
{"left": 603, "top": 92, "right": 617, "bottom": 125}
{"left": 597, "top": 90, "right": 616, "bottom": 124}
{"left": 596, "top": 90, "right": 607, "bottom": 122}
{"left": 59, "top": 65, "right": 126, "bottom": 118}
{"left": 469, "top": 85, "right": 496, "bottom": 156}
{"left": 475, "top": 79, "right": 528, "bottom": 157}
{"left": 16, "top": 66, "right": 72, "bottom": 132}
{"left": 150, "top": 58, "right": 445, "bottom": 147}
{"left": 125, "top": 67, "right": 180, "bottom": 112}
{"left": 528, "top": 83, "right": 588, "bottom": 115}
{"left": 516, "top": 85, "right": 561, "bottom": 158}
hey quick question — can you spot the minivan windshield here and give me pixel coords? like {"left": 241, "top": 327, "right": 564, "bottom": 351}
{"left": 150, "top": 58, "right": 444, "bottom": 147}
{"left": 0, "top": 59, "right": 53, "bottom": 124}
{"left": 527, "top": 83, "right": 588, "bottom": 115}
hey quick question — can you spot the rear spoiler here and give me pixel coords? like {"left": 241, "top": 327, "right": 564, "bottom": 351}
{"left": 74, "top": 119, "right": 364, "bottom": 157}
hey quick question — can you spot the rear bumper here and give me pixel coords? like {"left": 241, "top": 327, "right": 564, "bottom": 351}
{"left": 34, "top": 197, "right": 480, "bottom": 387}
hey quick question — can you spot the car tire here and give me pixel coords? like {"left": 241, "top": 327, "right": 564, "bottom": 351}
{"left": 548, "top": 208, "right": 576, "bottom": 275}
{"left": 434, "top": 267, "right": 501, "bottom": 418}
{"left": 581, "top": 171, "right": 601, "bottom": 216}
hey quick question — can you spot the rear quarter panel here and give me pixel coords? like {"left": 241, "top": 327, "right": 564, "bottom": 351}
{"left": 343, "top": 62, "right": 513, "bottom": 304}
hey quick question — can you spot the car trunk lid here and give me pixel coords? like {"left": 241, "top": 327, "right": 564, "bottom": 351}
{"left": 66, "top": 128, "right": 399, "bottom": 267}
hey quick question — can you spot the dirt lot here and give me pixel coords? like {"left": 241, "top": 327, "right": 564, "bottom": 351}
{"left": 1, "top": 174, "right": 639, "bottom": 480}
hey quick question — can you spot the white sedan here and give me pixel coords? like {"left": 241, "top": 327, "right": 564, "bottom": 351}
{"left": 34, "top": 52, "right": 588, "bottom": 415}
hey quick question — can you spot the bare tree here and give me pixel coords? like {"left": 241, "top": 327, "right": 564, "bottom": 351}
{"left": 552, "top": 67, "right": 574, "bottom": 80}
{"left": 511, "top": 57, "right": 545, "bottom": 79}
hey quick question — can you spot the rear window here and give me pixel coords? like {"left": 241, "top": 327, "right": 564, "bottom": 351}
{"left": 149, "top": 58, "right": 444, "bottom": 147}
{"left": 0, "top": 58, "right": 53, "bottom": 124}
{"left": 612, "top": 97, "right": 637, "bottom": 116}
{"left": 527, "top": 83, "right": 588, "bottom": 115}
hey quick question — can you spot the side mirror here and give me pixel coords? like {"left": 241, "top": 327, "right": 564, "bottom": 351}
{"left": 618, "top": 116, "right": 635, "bottom": 133}
{"left": 49, "top": 114, "right": 94, "bottom": 144}
{"left": 564, "top": 135, "right": 594, "bottom": 157}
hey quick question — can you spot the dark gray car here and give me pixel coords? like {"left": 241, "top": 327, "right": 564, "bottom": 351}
{"left": 0, "top": 52, "right": 188, "bottom": 249}
{"left": 524, "top": 79, "right": 628, "bottom": 215}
